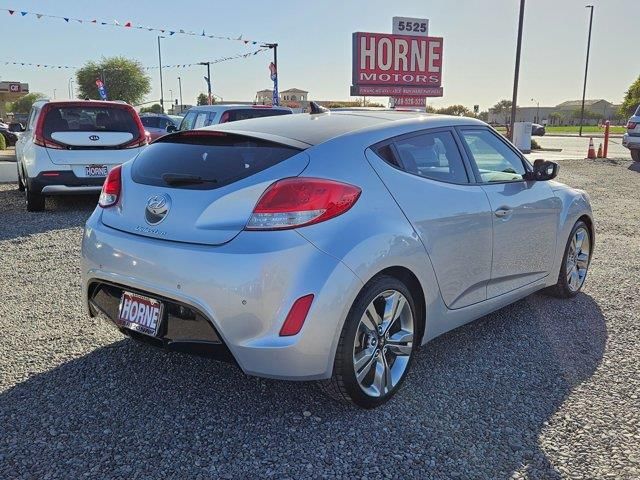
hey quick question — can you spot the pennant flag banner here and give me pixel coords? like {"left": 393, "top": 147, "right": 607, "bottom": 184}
{"left": 0, "top": 7, "right": 268, "bottom": 45}
{"left": 2, "top": 48, "right": 269, "bottom": 71}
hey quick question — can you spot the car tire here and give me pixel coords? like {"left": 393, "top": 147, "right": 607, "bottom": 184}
{"left": 25, "top": 182, "right": 45, "bottom": 212}
{"left": 544, "top": 220, "right": 592, "bottom": 298}
{"left": 631, "top": 149, "right": 640, "bottom": 162}
{"left": 319, "top": 275, "right": 418, "bottom": 408}
{"left": 16, "top": 164, "right": 25, "bottom": 192}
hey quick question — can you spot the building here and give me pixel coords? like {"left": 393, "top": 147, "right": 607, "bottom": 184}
{"left": 255, "top": 88, "right": 309, "bottom": 109}
{"left": 488, "top": 99, "right": 623, "bottom": 126}
{"left": 0, "top": 81, "right": 30, "bottom": 119}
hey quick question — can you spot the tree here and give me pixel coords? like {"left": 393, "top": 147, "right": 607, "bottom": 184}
{"left": 424, "top": 105, "right": 436, "bottom": 113}
{"left": 478, "top": 110, "right": 489, "bottom": 121}
{"left": 196, "top": 93, "right": 214, "bottom": 106}
{"left": 620, "top": 75, "right": 640, "bottom": 117}
{"left": 489, "top": 99, "right": 513, "bottom": 114}
{"left": 7, "top": 92, "right": 46, "bottom": 113}
{"left": 76, "top": 57, "right": 150, "bottom": 105}
{"left": 436, "top": 104, "right": 472, "bottom": 116}
{"left": 139, "top": 104, "right": 163, "bottom": 114}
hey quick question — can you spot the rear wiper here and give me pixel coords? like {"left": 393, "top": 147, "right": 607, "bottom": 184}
{"left": 162, "top": 173, "right": 218, "bottom": 186}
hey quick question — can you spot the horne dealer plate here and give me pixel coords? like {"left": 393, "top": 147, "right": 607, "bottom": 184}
{"left": 117, "top": 291, "right": 163, "bottom": 337}
{"left": 85, "top": 164, "right": 108, "bottom": 177}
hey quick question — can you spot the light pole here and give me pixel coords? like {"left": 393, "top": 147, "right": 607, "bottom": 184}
{"left": 157, "top": 35, "right": 165, "bottom": 113}
{"left": 169, "top": 89, "right": 173, "bottom": 111}
{"left": 53, "top": 89, "right": 57, "bottom": 100}
{"left": 198, "top": 62, "right": 212, "bottom": 105}
{"left": 177, "top": 76, "right": 183, "bottom": 113}
{"left": 579, "top": 5, "right": 594, "bottom": 137}
{"left": 261, "top": 43, "right": 279, "bottom": 106}
{"left": 531, "top": 98, "right": 540, "bottom": 123}
{"left": 68, "top": 78, "right": 74, "bottom": 99}
{"left": 509, "top": 0, "right": 526, "bottom": 140}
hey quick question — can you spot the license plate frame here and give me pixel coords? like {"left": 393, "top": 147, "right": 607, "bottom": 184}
{"left": 117, "top": 291, "right": 164, "bottom": 337}
{"left": 85, "top": 164, "right": 108, "bottom": 177}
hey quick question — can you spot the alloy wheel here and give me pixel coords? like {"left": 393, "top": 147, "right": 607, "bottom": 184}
{"left": 352, "top": 289, "right": 414, "bottom": 398}
{"left": 566, "top": 227, "right": 590, "bottom": 293}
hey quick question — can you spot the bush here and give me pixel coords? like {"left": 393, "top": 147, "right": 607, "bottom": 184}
{"left": 0, "top": 133, "right": 6, "bottom": 150}
{"left": 531, "top": 139, "right": 541, "bottom": 150}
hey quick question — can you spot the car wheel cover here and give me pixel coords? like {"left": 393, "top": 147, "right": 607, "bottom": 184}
{"left": 352, "top": 289, "right": 414, "bottom": 398}
{"left": 566, "top": 227, "right": 590, "bottom": 293}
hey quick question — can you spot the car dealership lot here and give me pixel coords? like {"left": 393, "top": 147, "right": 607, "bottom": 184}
{"left": 1, "top": 159, "right": 639, "bottom": 479}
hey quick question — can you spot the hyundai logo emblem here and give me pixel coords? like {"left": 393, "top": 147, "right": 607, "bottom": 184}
{"left": 89, "top": 135, "right": 100, "bottom": 141}
{"left": 145, "top": 194, "right": 172, "bottom": 225}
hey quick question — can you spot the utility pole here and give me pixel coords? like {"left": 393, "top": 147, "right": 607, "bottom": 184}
{"left": 261, "top": 43, "right": 279, "bottom": 106}
{"left": 157, "top": 35, "right": 165, "bottom": 113}
{"left": 198, "top": 62, "right": 212, "bottom": 105}
{"left": 579, "top": 5, "right": 594, "bottom": 137}
{"left": 509, "top": 0, "right": 526, "bottom": 140}
{"left": 177, "top": 76, "right": 183, "bottom": 113}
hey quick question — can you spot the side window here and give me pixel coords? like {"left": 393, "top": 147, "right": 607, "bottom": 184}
{"left": 460, "top": 129, "right": 526, "bottom": 183}
{"left": 392, "top": 130, "right": 469, "bottom": 184}
{"left": 193, "top": 112, "right": 209, "bottom": 128}
{"left": 26, "top": 108, "right": 39, "bottom": 131}
{"left": 180, "top": 111, "right": 198, "bottom": 130}
{"left": 206, "top": 112, "right": 217, "bottom": 126}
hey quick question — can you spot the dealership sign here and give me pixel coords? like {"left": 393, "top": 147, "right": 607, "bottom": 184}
{"left": 351, "top": 31, "right": 443, "bottom": 97}
{"left": 392, "top": 96, "right": 427, "bottom": 107}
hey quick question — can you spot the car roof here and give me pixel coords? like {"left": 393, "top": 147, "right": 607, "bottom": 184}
{"left": 32, "top": 99, "right": 131, "bottom": 108}
{"left": 209, "top": 110, "right": 486, "bottom": 147}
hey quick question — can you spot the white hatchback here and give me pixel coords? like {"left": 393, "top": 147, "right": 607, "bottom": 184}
{"left": 15, "top": 100, "right": 148, "bottom": 211}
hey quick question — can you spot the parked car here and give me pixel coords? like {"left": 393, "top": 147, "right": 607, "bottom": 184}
{"left": 531, "top": 123, "right": 546, "bottom": 136}
{"left": 167, "top": 104, "right": 293, "bottom": 133}
{"left": 140, "top": 114, "right": 181, "bottom": 142}
{"left": 0, "top": 125, "right": 19, "bottom": 147}
{"left": 82, "top": 110, "right": 594, "bottom": 408}
{"left": 622, "top": 104, "right": 640, "bottom": 162}
{"left": 15, "top": 100, "right": 147, "bottom": 211}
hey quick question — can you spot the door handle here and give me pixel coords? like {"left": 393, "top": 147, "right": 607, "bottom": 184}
{"left": 494, "top": 208, "right": 513, "bottom": 218}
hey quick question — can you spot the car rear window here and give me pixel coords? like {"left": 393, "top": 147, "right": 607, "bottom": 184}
{"left": 131, "top": 132, "right": 302, "bottom": 190}
{"left": 635, "top": 105, "right": 640, "bottom": 116}
{"left": 43, "top": 105, "right": 138, "bottom": 138}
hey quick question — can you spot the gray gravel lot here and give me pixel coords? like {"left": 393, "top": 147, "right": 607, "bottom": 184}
{"left": 1, "top": 159, "right": 639, "bottom": 479}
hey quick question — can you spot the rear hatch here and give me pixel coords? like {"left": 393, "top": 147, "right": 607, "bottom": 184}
{"left": 101, "top": 131, "right": 309, "bottom": 246}
{"left": 39, "top": 102, "right": 146, "bottom": 165}
{"left": 628, "top": 108, "right": 640, "bottom": 136}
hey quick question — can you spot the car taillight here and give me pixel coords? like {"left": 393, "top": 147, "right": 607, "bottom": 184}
{"left": 121, "top": 109, "right": 149, "bottom": 148}
{"left": 246, "top": 178, "right": 361, "bottom": 230}
{"left": 627, "top": 121, "right": 638, "bottom": 129}
{"left": 98, "top": 165, "right": 122, "bottom": 208}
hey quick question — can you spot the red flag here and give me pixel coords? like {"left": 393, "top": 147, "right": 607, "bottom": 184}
{"left": 125, "top": 21, "right": 131, "bottom": 27}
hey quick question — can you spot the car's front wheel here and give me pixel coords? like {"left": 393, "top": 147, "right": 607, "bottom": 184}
{"left": 545, "top": 220, "right": 592, "bottom": 298}
{"left": 320, "top": 275, "right": 418, "bottom": 408}
{"left": 631, "top": 149, "right": 640, "bottom": 162}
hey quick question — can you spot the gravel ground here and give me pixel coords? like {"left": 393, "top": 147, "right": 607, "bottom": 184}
{"left": 1, "top": 159, "right": 639, "bottom": 479}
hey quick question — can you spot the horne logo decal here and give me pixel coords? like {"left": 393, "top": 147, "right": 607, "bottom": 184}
{"left": 145, "top": 193, "right": 172, "bottom": 226}
{"left": 89, "top": 135, "right": 100, "bottom": 141}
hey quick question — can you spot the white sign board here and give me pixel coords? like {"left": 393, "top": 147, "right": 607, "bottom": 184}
{"left": 392, "top": 17, "right": 429, "bottom": 36}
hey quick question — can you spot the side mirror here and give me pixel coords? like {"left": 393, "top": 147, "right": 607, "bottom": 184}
{"left": 527, "top": 159, "right": 559, "bottom": 181}
{"left": 166, "top": 124, "right": 178, "bottom": 133}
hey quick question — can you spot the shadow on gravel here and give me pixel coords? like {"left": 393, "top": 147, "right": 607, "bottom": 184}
{"left": 0, "top": 293, "right": 606, "bottom": 479}
{"left": 0, "top": 185, "right": 97, "bottom": 241}
{"left": 628, "top": 162, "right": 640, "bottom": 173}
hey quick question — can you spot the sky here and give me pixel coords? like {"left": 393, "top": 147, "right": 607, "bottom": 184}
{"left": 1, "top": 0, "right": 638, "bottom": 111}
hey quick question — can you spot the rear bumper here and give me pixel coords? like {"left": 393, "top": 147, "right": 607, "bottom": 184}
{"left": 29, "top": 171, "right": 104, "bottom": 195}
{"left": 81, "top": 210, "right": 363, "bottom": 380}
{"left": 622, "top": 133, "right": 640, "bottom": 150}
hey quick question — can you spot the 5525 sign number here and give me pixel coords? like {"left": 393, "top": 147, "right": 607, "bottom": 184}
{"left": 392, "top": 17, "right": 429, "bottom": 37}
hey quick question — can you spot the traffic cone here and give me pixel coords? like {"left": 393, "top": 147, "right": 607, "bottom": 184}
{"left": 597, "top": 143, "right": 603, "bottom": 158}
{"left": 587, "top": 137, "right": 596, "bottom": 159}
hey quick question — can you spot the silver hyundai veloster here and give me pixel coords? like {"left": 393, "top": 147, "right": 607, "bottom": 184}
{"left": 82, "top": 110, "right": 594, "bottom": 408}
